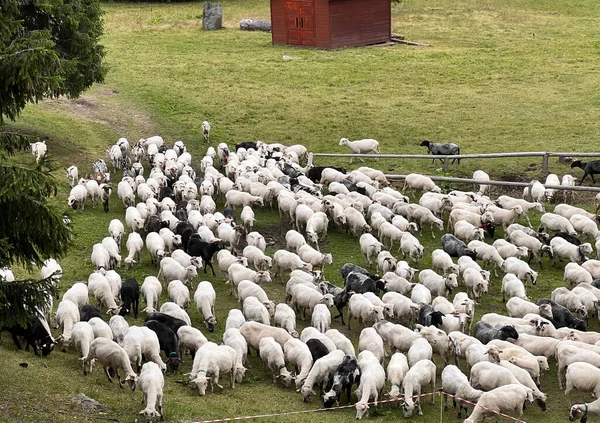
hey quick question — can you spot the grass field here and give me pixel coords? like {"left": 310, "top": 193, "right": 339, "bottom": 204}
{"left": 2, "top": 1, "right": 600, "bottom": 422}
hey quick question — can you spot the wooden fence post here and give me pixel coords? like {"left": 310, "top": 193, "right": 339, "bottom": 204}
{"left": 542, "top": 153, "right": 549, "bottom": 175}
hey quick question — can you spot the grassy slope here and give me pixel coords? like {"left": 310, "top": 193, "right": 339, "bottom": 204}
{"left": 2, "top": 1, "right": 600, "bottom": 422}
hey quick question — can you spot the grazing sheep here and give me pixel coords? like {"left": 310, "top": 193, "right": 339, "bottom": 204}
{"left": 402, "top": 173, "right": 442, "bottom": 196}
{"left": 84, "top": 338, "right": 138, "bottom": 390}
{"left": 462, "top": 384, "right": 533, "bottom": 423}
{"left": 420, "top": 140, "right": 460, "bottom": 164}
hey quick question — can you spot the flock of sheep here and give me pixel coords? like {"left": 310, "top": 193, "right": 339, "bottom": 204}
{"left": 4, "top": 134, "right": 600, "bottom": 423}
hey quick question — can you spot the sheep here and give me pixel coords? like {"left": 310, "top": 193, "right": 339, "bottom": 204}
{"left": 274, "top": 303, "right": 298, "bottom": 337}
{"left": 201, "top": 120, "right": 211, "bottom": 142}
{"left": 170, "top": 249, "right": 202, "bottom": 272}
{"left": 507, "top": 229, "right": 552, "bottom": 268}
{"left": 357, "top": 327, "right": 385, "bottom": 365}
{"left": 194, "top": 281, "right": 217, "bottom": 332}
{"left": 354, "top": 351, "right": 386, "bottom": 420}
{"left": 565, "top": 362, "right": 600, "bottom": 405}
{"left": 338, "top": 137, "right": 380, "bottom": 161}
{"left": 290, "top": 284, "right": 334, "bottom": 321}
{"left": 298, "top": 244, "right": 333, "bottom": 271}
{"left": 242, "top": 245, "right": 272, "bottom": 271}
{"left": 454, "top": 220, "right": 485, "bottom": 243}
{"left": 272, "top": 250, "right": 312, "bottom": 278}
{"left": 418, "top": 269, "right": 458, "bottom": 297}
{"left": 323, "top": 354, "right": 360, "bottom": 408}
{"left": 571, "top": 159, "right": 600, "bottom": 185}
{"left": 551, "top": 237, "right": 592, "bottom": 264}
{"left": 564, "top": 262, "right": 593, "bottom": 287}
{"left": 188, "top": 344, "right": 238, "bottom": 396}
{"left": 237, "top": 280, "right": 275, "bottom": 315}
{"left": 71, "top": 321, "right": 96, "bottom": 374}
{"left": 402, "top": 173, "right": 442, "bottom": 196}
{"left": 448, "top": 209, "right": 494, "bottom": 232}
{"left": 540, "top": 212, "right": 578, "bottom": 236}
{"left": 462, "top": 384, "right": 534, "bottom": 423}
{"left": 474, "top": 322, "right": 519, "bottom": 344}
{"left": 492, "top": 238, "right": 529, "bottom": 260}
{"left": 246, "top": 231, "right": 267, "bottom": 252}
{"left": 146, "top": 233, "right": 166, "bottom": 265}
{"left": 311, "top": 304, "right": 332, "bottom": 334}
{"left": 557, "top": 344, "right": 600, "bottom": 390}
{"left": 433, "top": 250, "right": 463, "bottom": 279}
{"left": 101, "top": 237, "right": 122, "bottom": 270}
{"left": 453, "top": 292, "right": 476, "bottom": 318}
{"left": 125, "top": 206, "right": 145, "bottom": 233}
{"left": 225, "top": 190, "right": 263, "bottom": 209}
{"left": 227, "top": 263, "right": 272, "bottom": 296}
{"left": 471, "top": 169, "right": 490, "bottom": 195}
{"left": 55, "top": 299, "right": 81, "bottom": 352}
{"left": 382, "top": 272, "right": 415, "bottom": 296}
{"left": 30, "top": 140, "right": 47, "bottom": 163}
{"left": 108, "top": 315, "right": 129, "bottom": 348}
{"left": 137, "top": 362, "right": 164, "bottom": 422}
{"left": 225, "top": 309, "right": 246, "bottom": 332}
{"left": 552, "top": 287, "right": 588, "bottom": 318}
{"left": 285, "top": 230, "right": 307, "bottom": 253}
{"left": 238, "top": 205, "right": 255, "bottom": 233}
{"left": 141, "top": 276, "right": 162, "bottom": 313}
{"left": 117, "top": 180, "right": 135, "bottom": 208}
{"left": 324, "top": 329, "right": 355, "bottom": 357}
{"left": 506, "top": 297, "right": 553, "bottom": 320}
{"left": 418, "top": 193, "right": 453, "bottom": 218}
{"left": 281, "top": 340, "right": 313, "bottom": 390}
{"left": 241, "top": 296, "right": 270, "bottom": 326}
{"left": 167, "top": 280, "right": 190, "bottom": 310}
{"left": 441, "top": 365, "right": 483, "bottom": 418}
{"left": 108, "top": 219, "right": 125, "bottom": 249}
{"left": 486, "top": 205, "right": 526, "bottom": 231}
{"left": 299, "top": 349, "right": 345, "bottom": 402}
{"left": 382, "top": 292, "right": 420, "bottom": 325}
{"left": 158, "top": 257, "right": 197, "bottom": 288}
{"left": 399, "top": 232, "right": 424, "bottom": 265}
{"left": 222, "top": 328, "right": 247, "bottom": 375}
{"left": 123, "top": 326, "right": 167, "bottom": 373}
{"left": 501, "top": 257, "right": 538, "bottom": 285}
{"left": 347, "top": 294, "right": 384, "bottom": 330}
{"left": 570, "top": 214, "right": 600, "bottom": 241}
{"left": 384, "top": 352, "right": 410, "bottom": 401}
{"left": 441, "top": 233, "right": 476, "bottom": 260}
{"left": 420, "top": 139, "right": 460, "bottom": 164}
{"left": 84, "top": 337, "right": 138, "bottom": 390}
{"left": 159, "top": 302, "right": 191, "bottom": 326}
{"left": 400, "top": 359, "right": 437, "bottom": 418}
{"left": 343, "top": 207, "right": 371, "bottom": 237}
{"left": 538, "top": 299, "right": 587, "bottom": 331}
{"left": 257, "top": 337, "right": 294, "bottom": 387}
{"left": 411, "top": 284, "right": 432, "bottom": 306}
{"left": 123, "top": 232, "right": 143, "bottom": 269}
{"left": 406, "top": 204, "right": 445, "bottom": 238}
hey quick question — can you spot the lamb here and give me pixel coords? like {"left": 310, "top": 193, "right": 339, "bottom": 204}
{"left": 564, "top": 262, "right": 593, "bottom": 287}
{"left": 551, "top": 237, "right": 593, "bottom": 264}
{"left": 402, "top": 173, "right": 442, "bottom": 196}
{"left": 274, "top": 303, "right": 299, "bottom": 337}
{"left": 158, "top": 257, "right": 197, "bottom": 287}
{"left": 258, "top": 337, "right": 294, "bottom": 387}
{"left": 84, "top": 337, "right": 138, "bottom": 390}
{"left": 299, "top": 349, "right": 345, "bottom": 402}
{"left": 194, "top": 281, "right": 217, "bottom": 332}
{"left": 141, "top": 276, "right": 162, "bottom": 313}
{"left": 441, "top": 365, "right": 483, "bottom": 418}
{"left": 338, "top": 137, "right": 380, "bottom": 160}
{"left": 501, "top": 257, "right": 538, "bottom": 285}
{"left": 400, "top": 359, "right": 437, "bottom": 417}
{"left": 354, "top": 351, "right": 386, "bottom": 420}
{"left": 492, "top": 239, "right": 529, "bottom": 260}
{"left": 509, "top": 229, "right": 553, "bottom": 268}
{"left": 420, "top": 139, "right": 460, "bottom": 164}
{"left": 462, "top": 384, "right": 533, "bottom": 423}
{"left": 551, "top": 287, "right": 588, "bottom": 318}
{"left": 272, "top": 250, "right": 312, "bottom": 278}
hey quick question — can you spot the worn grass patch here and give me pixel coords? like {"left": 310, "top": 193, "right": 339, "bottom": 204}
{"left": 3, "top": 0, "right": 600, "bottom": 422}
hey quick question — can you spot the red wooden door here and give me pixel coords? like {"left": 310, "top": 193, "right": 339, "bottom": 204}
{"left": 284, "top": 1, "right": 315, "bottom": 46}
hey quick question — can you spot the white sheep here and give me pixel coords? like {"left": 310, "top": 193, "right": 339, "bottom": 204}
{"left": 141, "top": 276, "right": 162, "bottom": 313}
{"left": 324, "top": 329, "right": 355, "bottom": 357}
{"left": 400, "top": 232, "right": 425, "bottom": 265}
{"left": 347, "top": 294, "right": 384, "bottom": 330}
{"left": 506, "top": 297, "right": 553, "bottom": 320}
{"left": 431, "top": 249, "right": 460, "bottom": 275}
{"left": 101, "top": 237, "right": 122, "bottom": 269}
{"left": 463, "top": 384, "right": 533, "bottom": 423}
{"left": 298, "top": 244, "right": 333, "bottom": 271}
{"left": 227, "top": 263, "right": 272, "bottom": 296}
{"left": 339, "top": 137, "right": 380, "bottom": 159}
{"left": 299, "top": 349, "right": 345, "bottom": 402}
{"left": 312, "top": 303, "right": 332, "bottom": 333}
{"left": 167, "top": 280, "right": 190, "bottom": 310}
{"left": 411, "top": 284, "right": 432, "bottom": 306}
{"left": 55, "top": 299, "right": 81, "bottom": 352}
{"left": 402, "top": 173, "right": 442, "bottom": 196}
{"left": 501, "top": 273, "right": 528, "bottom": 302}
{"left": 570, "top": 213, "right": 600, "bottom": 241}
{"left": 160, "top": 302, "right": 191, "bottom": 326}
{"left": 137, "top": 361, "right": 164, "bottom": 421}
{"left": 441, "top": 364, "right": 483, "bottom": 417}
{"left": 501, "top": 257, "right": 538, "bottom": 285}
{"left": 272, "top": 250, "right": 312, "bottom": 278}
{"left": 258, "top": 337, "right": 294, "bottom": 387}
{"left": 246, "top": 231, "right": 267, "bottom": 252}
{"left": 225, "top": 190, "right": 263, "bottom": 209}
{"left": 158, "top": 257, "right": 197, "bottom": 287}
{"left": 382, "top": 272, "right": 415, "bottom": 296}
{"left": 343, "top": 207, "right": 371, "bottom": 237}
{"left": 290, "top": 284, "right": 334, "bottom": 321}
{"left": 401, "top": 359, "right": 437, "bottom": 417}
{"left": 194, "top": 281, "right": 217, "bottom": 332}
{"left": 565, "top": 362, "right": 600, "bottom": 404}
{"left": 540, "top": 212, "right": 578, "bottom": 235}
{"left": 84, "top": 337, "right": 138, "bottom": 390}
{"left": 274, "top": 303, "right": 298, "bottom": 337}
{"left": 495, "top": 195, "right": 545, "bottom": 213}
{"left": 124, "top": 232, "right": 144, "bottom": 268}
{"left": 108, "top": 315, "right": 129, "bottom": 347}
{"left": 123, "top": 326, "right": 166, "bottom": 372}
{"left": 486, "top": 205, "right": 526, "bottom": 231}
{"left": 467, "top": 240, "right": 505, "bottom": 276}
{"left": 225, "top": 309, "right": 246, "bottom": 331}
{"left": 554, "top": 203, "right": 597, "bottom": 221}
{"left": 564, "top": 262, "right": 593, "bottom": 287}
{"left": 551, "top": 237, "right": 592, "bottom": 264}
{"left": 242, "top": 245, "right": 272, "bottom": 271}
{"left": 454, "top": 220, "right": 485, "bottom": 243}
{"left": 354, "top": 350, "right": 386, "bottom": 420}
{"left": 492, "top": 238, "right": 529, "bottom": 260}
{"left": 418, "top": 269, "right": 458, "bottom": 297}
{"left": 71, "top": 321, "right": 95, "bottom": 374}
{"left": 189, "top": 344, "right": 238, "bottom": 396}
{"left": 284, "top": 338, "right": 313, "bottom": 389}
{"left": 237, "top": 280, "right": 274, "bottom": 315}
{"left": 62, "top": 282, "right": 89, "bottom": 309}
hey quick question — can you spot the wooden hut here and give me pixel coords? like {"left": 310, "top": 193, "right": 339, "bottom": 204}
{"left": 270, "top": 0, "right": 391, "bottom": 49}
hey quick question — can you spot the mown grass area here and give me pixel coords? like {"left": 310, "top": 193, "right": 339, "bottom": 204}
{"left": 2, "top": 1, "right": 600, "bottom": 422}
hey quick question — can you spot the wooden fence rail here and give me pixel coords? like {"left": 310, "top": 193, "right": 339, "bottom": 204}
{"left": 307, "top": 151, "right": 600, "bottom": 173}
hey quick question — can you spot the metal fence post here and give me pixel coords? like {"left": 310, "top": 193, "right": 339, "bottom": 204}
{"left": 307, "top": 153, "right": 314, "bottom": 167}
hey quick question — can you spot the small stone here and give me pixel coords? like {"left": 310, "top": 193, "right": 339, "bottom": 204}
{"left": 282, "top": 55, "right": 294, "bottom": 61}
{"left": 71, "top": 393, "right": 108, "bottom": 413}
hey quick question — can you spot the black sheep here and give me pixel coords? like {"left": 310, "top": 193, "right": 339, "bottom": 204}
{"left": 119, "top": 277, "right": 140, "bottom": 318}
{"left": 1, "top": 316, "right": 55, "bottom": 356}
{"left": 235, "top": 142, "right": 258, "bottom": 151}
{"left": 536, "top": 299, "right": 587, "bottom": 331}
{"left": 144, "top": 312, "right": 188, "bottom": 337}
{"left": 551, "top": 232, "right": 582, "bottom": 246}
{"left": 176, "top": 222, "right": 195, "bottom": 252}
{"left": 186, "top": 237, "right": 223, "bottom": 275}
{"left": 145, "top": 215, "right": 164, "bottom": 235}
{"left": 323, "top": 355, "right": 360, "bottom": 408}
{"left": 80, "top": 304, "right": 104, "bottom": 321}
{"left": 344, "top": 271, "right": 386, "bottom": 296}
{"left": 571, "top": 159, "right": 600, "bottom": 185}
{"left": 418, "top": 305, "right": 445, "bottom": 328}
{"left": 441, "top": 233, "right": 477, "bottom": 259}
{"left": 306, "top": 338, "right": 330, "bottom": 364}
{"left": 159, "top": 186, "right": 174, "bottom": 202}
{"left": 319, "top": 281, "right": 352, "bottom": 325}
{"left": 223, "top": 208, "right": 236, "bottom": 224}
{"left": 340, "top": 263, "right": 380, "bottom": 282}
{"left": 473, "top": 322, "right": 519, "bottom": 344}
{"left": 144, "top": 320, "right": 182, "bottom": 373}
{"left": 420, "top": 140, "right": 461, "bottom": 164}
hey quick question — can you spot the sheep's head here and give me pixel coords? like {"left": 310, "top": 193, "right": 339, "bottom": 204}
{"left": 355, "top": 402, "right": 369, "bottom": 420}
{"left": 569, "top": 404, "right": 587, "bottom": 422}
{"left": 204, "top": 315, "right": 217, "bottom": 333}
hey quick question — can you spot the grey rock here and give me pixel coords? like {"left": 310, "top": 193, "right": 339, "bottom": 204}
{"left": 71, "top": 393, "right": 108, "bottom": 413}
{"left": 203, "top": 3, "right": 223, "bottom": 31}
{"left": 240, "top": 19, "right": 271, "bottom": 32}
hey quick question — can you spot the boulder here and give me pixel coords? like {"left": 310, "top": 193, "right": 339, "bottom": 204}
{"left": 203, "top": 3, "right": 223, "bottom": 31}
{"left": 240, "top": 19, "right": 271, "bottom": 32}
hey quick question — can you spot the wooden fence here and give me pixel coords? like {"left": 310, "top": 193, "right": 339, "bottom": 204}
{"left": 307, "top": 152, "right": 600, "bottom": 173}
